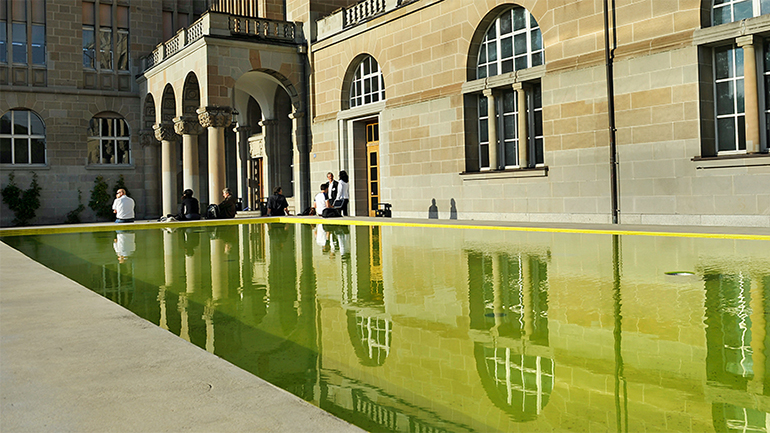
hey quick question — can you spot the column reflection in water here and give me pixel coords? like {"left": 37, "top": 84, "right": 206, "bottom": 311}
{"left": 467, "top": 248, "right": 552, "bottom": 422}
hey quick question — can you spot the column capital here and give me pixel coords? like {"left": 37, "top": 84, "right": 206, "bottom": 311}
{"left": 259, "top": 119, "right": 279, "bottom": 127}
{"left": 153, "top": 122, "right": 179, "bottom": 142}
{"left": 736, "top": 35, "right": 756, "bottom": 48}
{"left": 139, "top": 128, "right": 160, "bottom": 147}
{"left": 512, "top": 82, "right": 525, "bottom": 91}
{"left": 482, "top": 88, "right": 494, "bottom": 98}
{"left": 196, "top": 106, "right": 233, "bottom": 128}
{"left": 173, "top": 115, "right": 203, "bottom": 136}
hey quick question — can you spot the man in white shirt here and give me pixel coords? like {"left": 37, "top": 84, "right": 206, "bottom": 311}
{"left": 112, "top": 188, "right": 135, "bottom": 223}
{"left": 312, "top": 183, "right": 329, "bottom": 215}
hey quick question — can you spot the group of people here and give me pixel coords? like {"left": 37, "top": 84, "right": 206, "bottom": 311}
{"left": 310, "top": 171, "right": 350, "bottom": 216}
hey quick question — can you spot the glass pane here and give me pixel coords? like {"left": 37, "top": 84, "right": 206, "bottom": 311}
{"left": 480, "top": 143, "right": 489, "bottom": 168}
{"left": 503, "top": 90, "right": 515, "bottom": 112}
{"left": 717, "top": 117, "right": 736, "bottom": 151}
{"left": 486, "top": 23, "right": 496, "bottom": 40}
{"left": 369, "top": 152, "right": 377, "bottom": 166}
{"left": 531, "top": 52, "right": 543, "bottom": 67}
{"left": 118, "top": 119, "right": 129, "bottom": 137}
{"left": 714, "top": 46, "right": 732, "bottom": 80}
{"left": 488, "top": 63, "right": 497, "bottom": 77}
{"left": 533, "top": 85, "right": 542, "bottom": 108}
{"left": 503, "top": 115, "right": 515, "bottom": 139}
{"left": 0, "top": 22, "right": 6, "bottom": 63}
{"left": 735, "top": 47, "right": 744, "bottom": 77}
{"left": 531, "top": 29, "right": 542, "bottom": 51}
{"left": 501, "top": 59, "right": 513, "bottom": 74}
{"left": 12, "top": 23, "right": 26, "bottom": 64}
{"left": 504, "top": 140, "right": 516, "bottom": 166}
{"left": 501, "top": 36, "right": 512, "bottom": 59}
{"left": 87, "top": 138, "right": 100, "bottom": 163}
{"left": 117, "top": 6, "right": 129, "bottom": 29}
{"left": 363, "top": 58, "right": 370, "bottom": 75}
{"left": 736, "top": 79, "right": 744, "bottom": 113}
{"left": 371, "top": 76, "right": 379, "bottom": 92}
{"left": 82, "top": 1, "right": 95, "bottom": 25}
{"left": 13, "top": 111, "right": 28, "bottom": 134}
{"left": 14, "top": 138, "right": 29, "bottom": 163}
{"left": 535, "top": 137, "right": 544, "bottom": 164}
{"left": 733, "top": 0, "right": 753, "bottom": 21}
{"left": 370, "top": 167, "right": 377, "bottom": 181}
{"left": 479, "top": 118, "right": 488, "bottom": 143}
{"left": 370, "top": 197, "right": 377, "bottom": 209}
{"left": 514, "top": 33, "right": 527, "bottom": 56}
{"left": 0, "top": 137, "right": 11, "bottom": 163}
{"left": 370, "top": 181, "right": 377, "bottom": 196}
{"left": 478, "top": 42, "right": 487, "bottom": 64}
{"left": 763, "top": 0, "right": 770, "bottom": 15}
{"left": 102, "top": 140, "right": 114, "bottom": 163}
{"left": 116, "top": 140, "right": 129, "bottom": 164}
{"left": 0, "top": 112, "right": 11, "bottom": 134}
{"left": 535, "top": 110, "right": 543, "bottom": 136}
{"left": 766, "top": 76, "right": 770, "bottom": 110}
{"left": 31, "top": 24, "right": 44, "bottom": 65}
{"left": 500, "top": 12, "right": 512, "bottom": 35}
{"left": 31, "top": 137, "right": 44, "bottom": 163}
{"left": 479, "top": 95, "right": 487, "bottom": 113}
{"left": 716, "top": 81, "right": 735, "bottom": 115}
{"left": 713, "top": 6, "right": 731, "bottom": 25}
{"left": 477, "top": 66, "right": 486, "bottom": 79}
{"left": 513, "top": 8, "right": 525, "bottom": 31}
{"left": 488, "top": 41, "right": 497, "bottom": 62}
{"left": 515, "top": 56, "right": 528, "bottom": 71}
{"left": 100, "top": 28, "right": 112, "bottom": 70}
{"left": 100, "top": 3, "right": 112, "bottom": 26}
{"left": 83, "top": 28, "right": 95, "bottom": 68}
{"left": 29, "top": 112, "right": 44, "bottom": 135}
{"left": 116, "top": 31, "right": 128, "bottom": 70}
{"left": 737, "top": 116, "right": 745, "bottom": 150}
{"left": 364, "top": 77, "right": 371, "bottom": 94}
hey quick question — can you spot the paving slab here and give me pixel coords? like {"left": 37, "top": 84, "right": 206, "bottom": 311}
{"left": 0, "top": 241, "right": 364, "bottom": 433}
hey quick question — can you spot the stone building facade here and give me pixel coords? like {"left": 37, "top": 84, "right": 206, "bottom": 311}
{"left": 2, "top": 0, "right": 769, "bottom": 226}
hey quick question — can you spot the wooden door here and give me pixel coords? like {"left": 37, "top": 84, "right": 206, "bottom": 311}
{"left": 366, "top": 122, "right": 380, "bottom": 217}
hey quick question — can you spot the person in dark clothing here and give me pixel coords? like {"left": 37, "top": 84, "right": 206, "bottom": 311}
{"left": 218, "top": 188, "right": 237, "bottom": 219}
{"left": 266, "top": 186, "right": 290, "bottom": 216}
{"left": 177, "top": 189, "right": 201, "bottom": 220}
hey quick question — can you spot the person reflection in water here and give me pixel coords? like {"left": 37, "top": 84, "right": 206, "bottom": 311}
{"left": 113, "top": 231, "right": 135, "bottom": 263}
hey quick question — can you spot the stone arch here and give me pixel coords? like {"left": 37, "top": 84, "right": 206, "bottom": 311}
{"left": 161, "top": 84, "right": 176, "bottom": 122}
{"left": 182, "top": 73, "right": 201, "bottom": 117}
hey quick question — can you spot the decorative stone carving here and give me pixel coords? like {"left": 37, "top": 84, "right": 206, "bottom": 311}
{"left": 196, "top": 106, "right": 233, "bottom": 128}
{"left": 139, "top": 129, "right": 160, "bottom": 147}
{"left": 153, "top": 122, "right": 179, "bottom": 142}
{"left": 173, "top": 115, "right": 203, "bottom": 136}
{"left": 249, "top": 135, "right": 266, "bottom": 158}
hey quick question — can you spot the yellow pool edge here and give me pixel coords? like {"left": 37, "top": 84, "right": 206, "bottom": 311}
{"left": 0, "top": 216, "right": 768, "bottom": 241}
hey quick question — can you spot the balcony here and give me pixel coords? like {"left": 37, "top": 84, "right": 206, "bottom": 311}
{"left": 316, "top": 0, "right": 418, "bottom": 40}
{"left": 141, "top": 12, "right": 302, "bottom": 73}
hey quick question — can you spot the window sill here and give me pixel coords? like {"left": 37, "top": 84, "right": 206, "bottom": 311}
{"left": 460, "top": 166, "right": 548, "bottom": 181}
{"left": 85, "top": 164, "right": 135, "bottom": 170}
{"left": 692, "top": 153, "right": 770, "bottom": 170}
{"left": 0, "top": 164, "right": 51, "bottom": 171}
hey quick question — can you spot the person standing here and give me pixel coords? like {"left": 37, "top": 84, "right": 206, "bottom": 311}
{"left": 337, "top": 170, "right": 350, "bottom": 216}
{"left": 178, "top": 189, "right": 201, "bottom": 220}
{"left": 218, "top": 188, "right": 237, "bottom": 219}
{"left": 112, "top": 188, "right": 135, "bottom": 223}
{"left": 266, "top": 186, "right": 290, "bottom": 216}
{"left": 326, "top": 172, "right": 338, "bottom": 204}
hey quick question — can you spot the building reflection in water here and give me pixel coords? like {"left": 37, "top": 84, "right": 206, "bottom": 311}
{"left": 467, "top": 249, "right": 553, "bottom": 421}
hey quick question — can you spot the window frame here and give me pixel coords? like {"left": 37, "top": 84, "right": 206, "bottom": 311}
{"left": 87, "top": 115, "right": 131, "bottom": 166}
{"left": 712, "top": 0, "right": 769, "bottom": 26}
{"left": 82, "top": 1, "right": 129, "bottom": 73}
{"left": 349, "top": 56, "right": 386, "bottom": 109}
{"left": 476, "top": 6, "right": 543, "bottom": 80}
{"left": 1, "top": 0, "right": 45, "bottom": 67}
{"left": 712, "top": 43, "right": 747, "bottom": 154}
{"left": 0, "top": 109, "right": 47, "bottom": 165}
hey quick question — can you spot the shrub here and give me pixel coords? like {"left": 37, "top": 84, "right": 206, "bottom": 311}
{"left": 89, "top": 175, "right": 114, "bottom": 220}
{"left": 65, "top": 189, "right": 86, "bottom": 224}
{"left": 1, "top": 172, "right": 42, "bottom": 226}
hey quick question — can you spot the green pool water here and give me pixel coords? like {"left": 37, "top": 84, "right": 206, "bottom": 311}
{"left": 3, "top": 222, "right": 770, "bottom": 432}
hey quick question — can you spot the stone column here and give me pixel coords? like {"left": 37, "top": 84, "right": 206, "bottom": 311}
{"left": 174, "top": 115, "right": 203, "bottom": 197}
{"left": 289, "top": 110, "right": 309, "bottom": 210}
{"left": 197, "top": 106, "right": 233, "bottom": 203}
{"left": 139, "top": 129, "right": 160, "bottom": 218}
{"left": 483, "top": 89, "right": 498, "bottom": 170}
{"left": 234, "top": 123, "right": 251, "bottom": 208}
{"left": 260, "top": 119, "right": 279, "bottom": 193}
{"left": 737, "top": 35, "right": 761, "bottom": 153}
{"left": 153, "top": 122, "right": 179, "bottom": 217}
{"left": 513, "top": 82, "right": 529, "bottom": 168}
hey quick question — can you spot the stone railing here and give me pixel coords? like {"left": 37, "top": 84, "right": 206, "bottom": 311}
{"left": 141, "top": 12, "right": 300, "bottom": 73}
{"left": 317, "top": 0, "right": 420, "bottom": 40}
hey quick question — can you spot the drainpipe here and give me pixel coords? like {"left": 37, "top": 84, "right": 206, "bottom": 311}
{"left": 604, "top": 0, "right": 620, "bottom": 224}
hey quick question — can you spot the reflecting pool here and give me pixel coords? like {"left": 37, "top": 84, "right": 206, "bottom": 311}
{"left": 2, "top": 223, "right": 770, "bottom": 432}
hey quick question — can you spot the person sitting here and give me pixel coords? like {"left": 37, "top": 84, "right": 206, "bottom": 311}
{"left": 266, "top": 186, "right": 290, "bottom": 216}
{"left": 218, "top": 188, "right": 237, "bottom": 219}
{"left": 177, "top": 189, "right": 201, "bottom": 220}
{"left": 312, "top": 183, "right": 330, "bottom": 215}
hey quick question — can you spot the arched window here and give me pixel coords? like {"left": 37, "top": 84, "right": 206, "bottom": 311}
{"left": 88, "top": 113, "right": 130, "bottom": 164}
{"left": 477, "top": 6, "right": 542, "bottom": 79}
{"left": 0, "top": 109, "right": 46, "bottom": 165}
{"left": 712, "top": 0, "right": 770, "bottom": 26}
{"left": 349, "top": 56, "right": 385, "bottom": 108}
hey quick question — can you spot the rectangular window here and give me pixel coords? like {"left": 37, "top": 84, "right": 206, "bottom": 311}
{"left": 0, "top": 22, "right": 6, "bottom": 63}
{"left": 31, "top": 23, "right": 43, "bottom": 64}
{"left": 99, "top": 3, "right": 112, "bottom": 70}
{"left": 12, "top": 22, "right": 26, "bottom": 64}
{"left": 714, "top": 45, "right": 746, "bottom": 153}
{"left": 478, "top": 95, "right": 490, "bottom": 169}
{"left": 82, "top": 2, "right": 94, "bottom": 68}
{"left": 116, "top": 5, "right": 128, "bottom": 70}
{"left": 764, "top": 39, "right": 769, "bottom": 147}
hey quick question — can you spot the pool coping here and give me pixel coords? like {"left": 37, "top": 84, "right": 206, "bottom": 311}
{"left": 1, "top": 216, "right": 769, "bottom": 240}
{"left": 0, "top": 241, "right": 365, "bottom": 432}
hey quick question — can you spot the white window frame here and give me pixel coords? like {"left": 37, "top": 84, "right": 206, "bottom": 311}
{"left": 349, "top": 56, "right": 385, "bottom": 109}
{"left": 477, "top": 6, "right": 543, "bottom": 80}
{"left": 713, "top": 44, "right": 747, "bottom": 154}
{"left": 0, "top": 110, "right": 47, "bottom": 165}
{"left": 88, "top": 116, "right": 131, "bottom": 165}
{"left": 712, "top": 0, "right": 769, "bottom": 26}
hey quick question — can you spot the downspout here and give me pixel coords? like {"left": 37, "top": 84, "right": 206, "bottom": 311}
{"left": 299, "top": 25, "right": 312, "bottom": 210}
{"left": 604, "top": 0, "right": 620, "bottom": 224}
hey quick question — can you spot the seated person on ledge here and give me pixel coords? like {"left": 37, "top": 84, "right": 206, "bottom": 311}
{"left": 218, "top": 188, "right": 237, "bottom": 219}
{"left": 177, "top": 189, "right": 201, "bottom": 220}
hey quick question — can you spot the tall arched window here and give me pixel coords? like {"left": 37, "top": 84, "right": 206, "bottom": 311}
{"left": 88, "top": 113, "right": 130, "bottom": 165}
{"left": 472, "top": 6, "right": 544, "bottom": 171}
{"left": 477, "top": 6, "right": 542, "bottom": 79}
{"left": 712, "top": 0, "right": 770, "bottom": 26}
{"left": 349, "top": 56, "right": 385, "bottom": 108}
{"left": 0, "top": 109, "right": 46, "bottom": 165}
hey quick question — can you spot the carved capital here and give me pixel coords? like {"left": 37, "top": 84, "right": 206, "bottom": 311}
{"left": 173, "top": 115, "right": 203, "bottom": 136}
{"left": 196, "top": 106, "right": 233, "bottom": 128}
{"left": 153, "top": 122, "right": 179, "bottom": 142}
{"left": 258, "top": 119, "right": 279, "bottom": 127}
{"left": 139, "top": 129, "right": 160, "bottom": 147}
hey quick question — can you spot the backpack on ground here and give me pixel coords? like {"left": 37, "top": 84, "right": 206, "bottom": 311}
{"left": 321, "top": 208, "right": 341, "bottom": 218}
{"left": 206, "top": 204, "right": 219, "bottom": 219}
